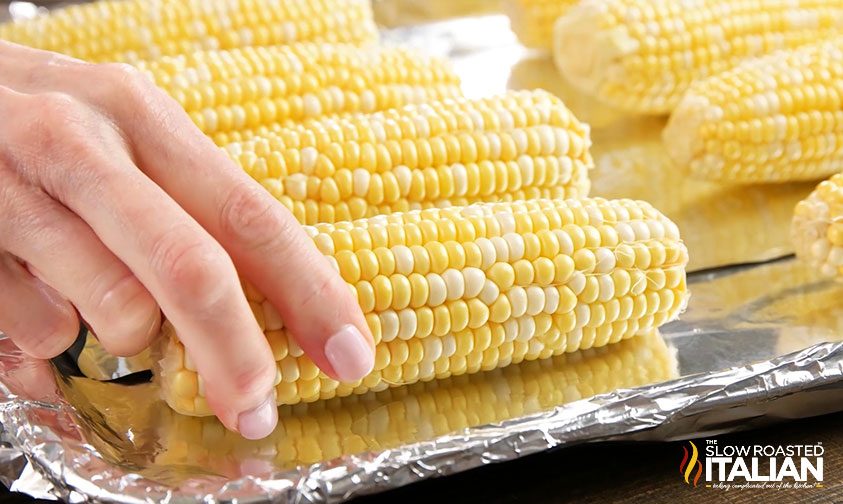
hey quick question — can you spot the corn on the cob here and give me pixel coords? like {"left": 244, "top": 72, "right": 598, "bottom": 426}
{"left": 664, "top": 39, "right": 843, "bottom": 183}
{"left": 154, "top": 330, "right": 675, "bottom": 470}
{"left": 0, "top": 0, "right": 378, "bottom": 63}
{"left": 158, "top": 197, "right": 689, "bottom": 416}
{"left": 505, "top": 0, "right": 578, "bottom": 50}
{"left": 792, "top": 173, "right": 843, "bottom": 280}
{"left": 227, "top": 90, "right": 594, "bottom": 225}
{"left": 553, "top": 0, "right": 843, "bottom": 115}
{"left": 138, "top": 44, "right": 463, "bottom": 146}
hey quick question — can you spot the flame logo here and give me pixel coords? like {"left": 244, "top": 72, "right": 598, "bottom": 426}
{"left": 679, "top": 441, "right": 703, "bottom": 487}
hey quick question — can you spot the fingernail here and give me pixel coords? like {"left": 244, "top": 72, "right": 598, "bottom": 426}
{"left": 237, "top": 394, "right": 278, "bottom": 440}
{"left": 325, "top": 324, "right": 374, "bottom": 382}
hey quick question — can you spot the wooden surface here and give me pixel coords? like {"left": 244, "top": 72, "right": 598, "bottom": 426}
{"left": 355, "top": 411, "right": 843, "bottom": 504}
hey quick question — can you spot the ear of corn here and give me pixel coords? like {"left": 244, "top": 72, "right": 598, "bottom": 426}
{"left": 553, "top": 0, "right": 843, "bottom": 115}
{"left": 793, "top": 173, "right": 843, "bottom": 280}
{"left": 0, "top": 0, "right": 378, "bottom": 63}
{"left": 505, "top": 0, "right": 578, "bottom": 50}
{"left": 138, "top": 44, "right": 463, "bottom": 146}
{"left": 226, "top": 90, "right": 594, "bottom": 225}
{"left": 665, "top": 38, "right": 843, "bottom": 184}
{"left": 157, "top": 197, "right": 689, "bottom": 416}
{"left": 155, "top": 330, "right": 676, "bottom": 469}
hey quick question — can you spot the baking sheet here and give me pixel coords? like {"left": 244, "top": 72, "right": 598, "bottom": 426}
{"left": 2, "top": 5, "right": 842, "bottom": 503}
{"left": 382, "top": 15, "right": 815, "bottom": 272}
{"left": 3, "top": 258, "right": 843, "bottom": 503}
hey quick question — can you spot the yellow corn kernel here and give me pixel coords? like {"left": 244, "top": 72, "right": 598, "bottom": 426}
{"left": 154, "top": 330, "right": 675, "bottom": 469}
{"left": 665, "top": 38, "right": 843, "bottom": 183}
{"left": 158, "top": 197, "right": 688, "bottom": 416}
{"left": 793, "top": 172, "right": 843, "bottom": 280}
{"left": 554, "top": 0, "right": 843, "bottom": 114}
{"left": 137, "top": 44, "right": 462, "bottom": 145}
{"left": 0, "top": 0, "right": 378, "bottom": 63}
{"left": 230, "top": 90, "right": 593, "bottom": 224}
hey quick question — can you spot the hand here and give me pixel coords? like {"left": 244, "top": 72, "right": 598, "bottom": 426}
{"left": 0, "top": 41, "right": 374, "bottom": 439}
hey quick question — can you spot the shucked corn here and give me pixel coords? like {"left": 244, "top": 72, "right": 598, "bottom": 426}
{"left": 505, "top": 0, "right": 578, "bottom": 50}
{"left": 0, "top": 0, "right": 378, "bottom": 63}
{"left": 664, "top": 38, "right": 843, "bottom": 184}
{"left": 553, "top": 0, "right": 843, "bottom": 115}
{"left": 793, "top": 173, "right": 843, "bottom": 280}
{"left": 158, "top": 197, "right": 689, "bottom": 416}
{"left": 155, "top": 330, "right": 676, "bottom": 469}
{"left": 138, "top": 44, "right": 463, "bottom": 146}
{"left": 227, "top": 90, "right": 594, "bottom": 225}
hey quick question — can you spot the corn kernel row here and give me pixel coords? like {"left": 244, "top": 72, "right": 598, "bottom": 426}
{"left": 227, "top": 90, "right": 594, "bottom": 225}
{"left": 793, "top": 173, "right": 843, "bottom": 280}
{"left": 155, "top": 330, "right": 676, "bottom": 469}
{"left": 158, "top": 197, "right": 689, "bottom": 416}
{"left": 137, "top": 43, "right": 462, "bottom": 146}
{"left": 665, "top": 38, "right": 843, "bottom": 183}
{"left": 553, "top": 0, "right": 843, "bottom": 114}
{"left": 0, "top": 0, "right": 378, "bottom": 63}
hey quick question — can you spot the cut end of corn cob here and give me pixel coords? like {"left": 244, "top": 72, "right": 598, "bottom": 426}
{"left": 665, "top": 39, "right": 843, "bottom": 183}
{"left": 793, "top": 173, "right": 843, "bottom": 279}
{"left": 505, "top": 0, "right": 578, "bottom": 50}
{"left": 662, "top": 95, "right": 716, "bottom": 177}
{"left": 157, "top": 197, "right": 689, "bottom": 416}
{"left": 552, "top": 0, "right": 843, "bottom": 115}
{"left": 228, "top": 90, "right": 594, "bottom": 225}
{"left": 551, "top": 0, "right": 640, "bottom": 105}
{"left": 137, "top": 43, "right": 462, "bottom": 145}
{"left": 0, "top": 0, "right": 378, "bottom": 63}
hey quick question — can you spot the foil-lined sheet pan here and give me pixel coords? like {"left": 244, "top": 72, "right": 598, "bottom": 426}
{"left": 3, "top": 259, "right": 843, "bottom": 502}
{"left": 2, "top": 4, "right": 843, "bottom": 503}
{"left": 381, "top": 15, "right": 815, "bottom": 272}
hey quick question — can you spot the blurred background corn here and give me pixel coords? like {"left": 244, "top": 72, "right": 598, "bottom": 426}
{"left": 138, "top": 44, "right": 463, "bottom": 146}
{"left": 793, "top": 173, "right": 843, "bottom": 280}
{"left": 0, "top": 0, "right": 378, "bottom": 63}
{"left": 374, "top": 0, "right": 502, "bottom": 27}
{"left": 553, "top": 0, "right": 843, "bottom": 115}
{"left": 154, "top": 330, "right": 675, "bottom": 470}
{"left": 505, "top": 0, "right": 577, "bottom": 50}
{"left": 227, "top": 90, "right": 594, "bottom": 224}
{"left": 665, "top": 39, "right": 843, "bottom": 184}
{"left": 158, "top": 197, "right": 689, "bottom": 416}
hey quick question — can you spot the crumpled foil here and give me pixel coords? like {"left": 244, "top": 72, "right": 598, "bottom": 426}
{"left": 2, "top": 258, "right": 843, "bottom": 503}
{"left": 3, "top": 4, "right": 843, "bottom": 503}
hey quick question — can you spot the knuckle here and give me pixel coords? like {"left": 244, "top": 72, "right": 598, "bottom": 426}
{"left": 301, "top": 273, "right": 345, "bottom": 312}
{"left": 87, "top": 270, "right": 158, "bottom": 349}
{"left": 36, "top": 91, "right": 81, "bottom": 119}
{"left": 102, "top": 63, "right": 153, "bottom": 94}
{"left": 88, "top": 268, "right": 143, "bottom": 314}
{"left": 4, "top": 311, "right": 78, "bottom": 360}
{"left": 228, "top": 357, "right": 276, "bottom": 397}
{"left": 149, "top": 229, "right": 232, "bottom": 310}
{"left": 14, "top": 93, "right": 83, "bottom": 148}
{"left": 99, "top": 62, "right": 169, "bottom": 111}
{"left": 220, "top": 182, "right": 292, "bottom": 252}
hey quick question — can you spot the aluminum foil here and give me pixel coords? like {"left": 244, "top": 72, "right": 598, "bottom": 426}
{"left": 3, "top": 4, "right": 843, "bottom": 503}
{"left": 1, "top": 258, "right": 843, "bottom": 503}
